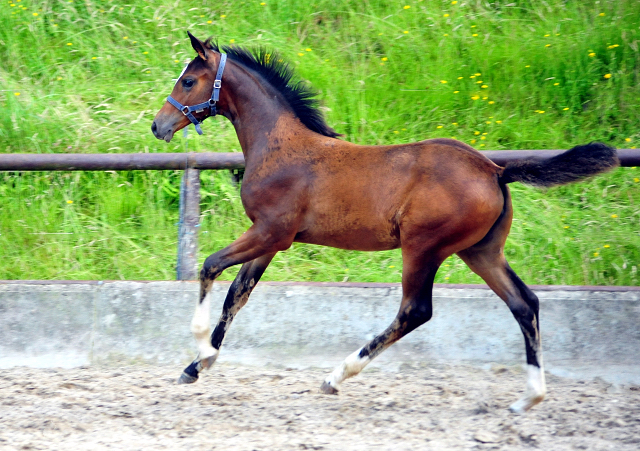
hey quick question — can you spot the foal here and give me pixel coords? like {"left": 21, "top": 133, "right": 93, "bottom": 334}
{"left": 152, "top": 32, "right": 618, "bottom": 412}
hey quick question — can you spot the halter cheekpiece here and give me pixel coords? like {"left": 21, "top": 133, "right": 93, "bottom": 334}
{"left": 167, "top": 53, "right": 227, "bottom": 135}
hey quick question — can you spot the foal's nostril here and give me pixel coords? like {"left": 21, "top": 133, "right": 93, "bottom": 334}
{"left": 151, "top": 121, "right": 158, "bottom": 136}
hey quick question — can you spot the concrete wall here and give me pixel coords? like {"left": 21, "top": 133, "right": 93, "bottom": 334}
{"left": 1, "top": 281, "right": 639, "bottom": 383}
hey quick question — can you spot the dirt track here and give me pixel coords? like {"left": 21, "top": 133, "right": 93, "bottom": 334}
{"left": 1, "top": 362, "right": 639, "bottom": 450}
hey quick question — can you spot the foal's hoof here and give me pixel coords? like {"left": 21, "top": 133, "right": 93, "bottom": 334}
{"left": 320, "top": 381, "right": 339, "bottom": 395}
{"left": 177, "top": 372, "right": 198, "bottom": 385}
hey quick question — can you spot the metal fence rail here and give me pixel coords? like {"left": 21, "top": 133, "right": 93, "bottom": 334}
{"left": 0, "top": 149, "right": 639, "bottom": 171}
{"left": 1, "top": 149, "right": 637, "bottom": 280}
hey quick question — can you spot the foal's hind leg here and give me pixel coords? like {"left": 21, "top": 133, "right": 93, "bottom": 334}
{"left": 321, "top": 253, "right": 439, "bottom": 394}
{"left": 179, "top": 252, "right": 276, "bottom": 384}
{"left": 457, "top": 193, "right": 546, "bottom": 412}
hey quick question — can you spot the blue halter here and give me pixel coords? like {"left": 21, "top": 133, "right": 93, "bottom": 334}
{"left": 167, "top": 53, "right": 227, "bottom": 135}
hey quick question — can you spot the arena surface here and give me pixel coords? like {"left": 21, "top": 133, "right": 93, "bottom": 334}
{"left": 1, "top": 363, "right": 639, "bottom": 450}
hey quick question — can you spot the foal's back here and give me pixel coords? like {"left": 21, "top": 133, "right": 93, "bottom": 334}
{"left": 276, "top": 133, "right": 506, "bottom": 253}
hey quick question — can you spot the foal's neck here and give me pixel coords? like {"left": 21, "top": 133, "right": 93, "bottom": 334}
{"left": 222, "top": 63, "right": 310, "bottom": 166}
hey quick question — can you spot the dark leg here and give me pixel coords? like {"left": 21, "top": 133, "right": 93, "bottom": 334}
{"left": 320, "top": 252, "right": 439, "bottom": 394}
{"left": 179, "top": 252, "right": 276, "bottom": 384}
{"left": 457, "top": 188, "right": 546, "bottom": 412}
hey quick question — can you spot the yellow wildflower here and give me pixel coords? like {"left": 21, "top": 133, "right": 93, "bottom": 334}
{"left": 440, "top": 80, "right": 447, "bottom": 84}
{"left": 604, "top": 74, "right": 612, "bottom": 79}
{"left": 589, "top": 52, "right": 596, "bottom": 57}
{"left": 404, "top": 5, "right": 410, "bottom": 9}
{"left": 611, "top": 214, "right": 618, "bottom": 218}
{"left": 444, "top": 14, "right": 449, "bottom": 17}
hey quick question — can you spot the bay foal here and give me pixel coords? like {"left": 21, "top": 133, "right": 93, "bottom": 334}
{"left": 152, "top": 32, "right": 618, "bottom": 412}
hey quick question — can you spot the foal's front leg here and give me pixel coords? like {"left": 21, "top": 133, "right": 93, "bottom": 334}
{"left": 178, "top": 223, "right": 289, "bottom": 384}
{"left": 179, "top": 252, "right": 276, "bottom": 384}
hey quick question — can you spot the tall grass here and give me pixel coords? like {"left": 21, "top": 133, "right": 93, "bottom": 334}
{"left": 1, "top": 0, "right": 639, "bottom": 285}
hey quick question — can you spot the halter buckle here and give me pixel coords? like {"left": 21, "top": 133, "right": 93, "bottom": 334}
{"left": 180, "top": 105, "right": 190, "bottom": 115}
{"left": 214, "top": 79, "right": 222, "bottom": 89}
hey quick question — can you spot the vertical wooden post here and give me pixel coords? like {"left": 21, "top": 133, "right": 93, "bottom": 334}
{"left": 176, "top": 167, "right": 200, "bottom": 280}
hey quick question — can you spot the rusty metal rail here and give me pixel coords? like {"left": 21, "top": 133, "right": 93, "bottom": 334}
{"left": 0, "top": 148, "right": 638, "bottom": 171}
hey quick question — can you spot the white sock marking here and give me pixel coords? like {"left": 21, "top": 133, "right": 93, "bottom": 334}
{"left": 510, "top": 362, "right": 547, "bottom": 413}
{"left": 191, "top": 295, "right": 218, "bottom": 361}
{"left": 325, "top": 347, "right": 371, "bottom": 391}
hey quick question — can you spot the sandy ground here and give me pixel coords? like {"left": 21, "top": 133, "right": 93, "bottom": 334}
{"left": 1, "top": 362, "right": 639, "bottom": 451}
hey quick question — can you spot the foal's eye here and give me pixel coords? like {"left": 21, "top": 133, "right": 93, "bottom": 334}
{"left": 182, "top": 78, "right": 195, "bottom": 89}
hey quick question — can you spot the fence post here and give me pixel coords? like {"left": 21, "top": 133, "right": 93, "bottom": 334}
{"left": 177, "top": 167, "right": 200, "bottom": 280}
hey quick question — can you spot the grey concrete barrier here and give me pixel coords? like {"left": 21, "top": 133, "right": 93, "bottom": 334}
{"left": 1, "top": 281, "right": 639, "bottom": 384}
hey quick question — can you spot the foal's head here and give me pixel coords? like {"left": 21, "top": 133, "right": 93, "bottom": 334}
{"left": 152, "top": 32, "right": 341, "bottom": 143}
{"left": 151, "top": 32, "right": 225, "bottom": 142}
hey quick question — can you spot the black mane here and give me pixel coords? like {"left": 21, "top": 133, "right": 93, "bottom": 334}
{"left": 204, "top": 39, "right": 340, "bottom": 138}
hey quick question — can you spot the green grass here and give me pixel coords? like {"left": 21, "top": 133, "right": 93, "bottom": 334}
{"left": 1, "top": 0, "right": 639, "bottom": 285}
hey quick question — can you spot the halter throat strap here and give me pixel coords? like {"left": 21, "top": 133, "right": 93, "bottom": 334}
{"left": 167, "top": 53, "right": 227, "bottom": 135}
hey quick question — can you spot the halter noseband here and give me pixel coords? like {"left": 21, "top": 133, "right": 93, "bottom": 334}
{"left": 167, "top": 53, "right": 227, "bottom": 135}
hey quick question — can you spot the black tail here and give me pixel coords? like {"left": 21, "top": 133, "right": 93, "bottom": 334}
{"left": 499, "top": 142, "right": 619, "bottom": 187}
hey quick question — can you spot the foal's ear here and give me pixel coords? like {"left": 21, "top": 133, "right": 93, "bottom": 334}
{"left": 188, "top": 31, "right": 208, "bottom": 61}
